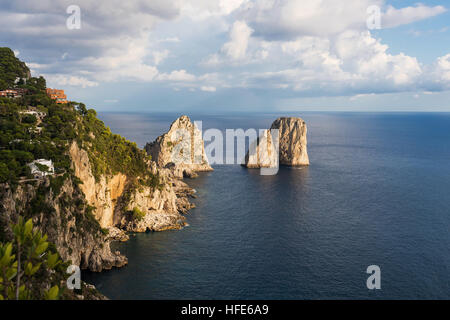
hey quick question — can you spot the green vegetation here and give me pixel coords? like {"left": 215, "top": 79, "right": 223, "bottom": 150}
{"left": 0, "top": 85, "right": 160, "bottom": 189}
{"left": 0, "top": 47, "right": 72, "bottom": 184}
{"left": 0, "top": 47, "right": 30, "bottom": 90}
{"left": 0, "top": 48, "right": 165, "bottom": 299}
{"left": 0, "top": 218, "right": 64, "bottom": 300}
{"left": 0, "top": 46, "right": 162, "bottom": 187}
{"left": 132, "top": 207, "right": 146, "bottom": 221}
{"left": 77, "top": 108, "right": 157, "bottom": 183}
{"left": 0, "top": 101, "right": 73, "bottom": 184}
{"left": 35, "top": 163, "right": 49, "bottom": 172}
{"left": 21, "top": 114, "right": 36, "bottom": 124}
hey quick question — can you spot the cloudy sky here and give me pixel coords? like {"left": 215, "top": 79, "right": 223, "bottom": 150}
{"left": 1, "top": 0, "right": 450, "bottom": 112}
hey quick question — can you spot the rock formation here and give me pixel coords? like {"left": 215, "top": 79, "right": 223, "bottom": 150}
{"left": 145, "top": 115, "right": 213, "bottom": 178}
{"left": 0, "top": 49, "right": 204, "bottom": 276}
{"left": 0, "top": 178, "right": 127, "bottom": 272}
{"left": 69, "top": 141, "right": 195, "bottom": 233}
{"left": 0, "top": 138, "right": 199, "bottom": 272}
{"left": 244, "top": 117, "right": 309, "bottom": 168}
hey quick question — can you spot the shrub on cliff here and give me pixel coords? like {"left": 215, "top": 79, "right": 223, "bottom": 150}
{"left": 0, "top": 47, "right": 30, "bottom": 89}
{"left": 0, "top": 217, "right": 64, "bottom": 300}
{"left": 132, "top": 207, "right": 146, "bottom": 221}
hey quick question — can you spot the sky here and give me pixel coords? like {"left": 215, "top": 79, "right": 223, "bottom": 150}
{"left": 1, "top": 0, "right": 450, "bottom": 113}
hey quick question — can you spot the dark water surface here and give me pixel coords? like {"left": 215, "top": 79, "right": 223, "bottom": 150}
{"left": 83, "top": 112, "right": 450, "bottom": 299}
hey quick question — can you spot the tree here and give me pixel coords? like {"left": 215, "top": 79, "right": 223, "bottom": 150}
{"left": 22, "top": 114, "right": 37, "bottom": 124}
{"left": 0, "top": 217, "right": 63, "bottom": 300}
{"left": 0, "top": 162, "right": 10, "bottom": 183}
{"left": 0, "top": 79, "right": 7, "bottom": 91}
{"left": 75, "top": 103, "right": 88, "bottom": 116}
{"left": 0, "top": 47, "right": 30, "bottom": 87}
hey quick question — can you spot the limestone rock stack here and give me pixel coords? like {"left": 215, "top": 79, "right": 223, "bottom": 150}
{"left": 244, "top": 117, "right": 309, "bottom": 168}
{"left": 145, "top": 115, "right": 213, "bottom": 178}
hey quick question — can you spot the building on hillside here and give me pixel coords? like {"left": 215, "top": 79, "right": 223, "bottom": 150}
{"left": 46, "top": 88, "right": 68, "bottom": 104}
{"left": 15, "top": 77, "right": 28, "bottom": 84}
{"left": 0, "top": 89, "right": 19, "bottom": 98}
{"left": 15, "top": 88, "right": 28, "bottom": 97}
{"left": 21, "top": 110, "right": 46, "bottom": 118}
{"left": 27, "top": 159, "right": 55, "bottom": 179}
{"left": 0, "top": 88, "right": 28, "bottom": 98}
{"left": 29, "top": 127, "right": 43, "bottom": 134}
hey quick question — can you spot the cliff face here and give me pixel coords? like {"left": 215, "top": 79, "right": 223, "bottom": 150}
{"left": 69, "top": 142, "right": 127, "bottom": 228}
{"left": 145, "top": 115, "right": 213, "bottom": 178}
{"left": 0, "top": 139, "right": 196, "bottom": 272}
{"left": 272, "top": 117, "right": 309, "bottom": 166}
{"left": 0, "top": 178, "right": 127, "bottom": 272}
{"left": 0, "top": 50, "right": 202, "bottom": 276}
{"left": 69, "top": 141, "right": 194, "bottom": 233}
{"left": 245, "top": 117, "right": 309, "bottom": 168}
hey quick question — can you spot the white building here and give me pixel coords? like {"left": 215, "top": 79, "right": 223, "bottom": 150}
{"left": 20, "top": 110, "right": 46, "bottom": 118}
{"left": 27, "top": 159, "right": 55, "bottom": 179}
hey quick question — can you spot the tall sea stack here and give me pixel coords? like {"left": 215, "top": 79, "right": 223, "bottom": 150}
{"left": 244, "top": 117, "right": 309, "bottom": 168}
{"left": 145, "top": 115, "right": 213, "bottom": 178}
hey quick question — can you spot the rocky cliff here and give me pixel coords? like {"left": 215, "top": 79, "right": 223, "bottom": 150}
{"left": 0, "top": 139, "right": 197, "bottom": 273}
{"left": 0, "top": 178, "right": 127, "bottom": 272}
{"left": 244, "top": 117, "right": 309, "bottom": 168}
{"left": 70, "top": 141, "right": 195, "bottom": 233}
{"left": 0, "top": 50, "right": 202, "bottom": 278}
{"left": 0, "top": 138, "right": 197, "bottom": 273}
{"left": 145, "top": 115, "right": 213, "bottom": 178}
{"left": 69, "top": 142, "right": 127, "bottom": 228}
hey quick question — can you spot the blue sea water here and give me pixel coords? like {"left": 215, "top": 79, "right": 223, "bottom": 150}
{"left": 83, "top": 112, "right": 450, "bottom": 299}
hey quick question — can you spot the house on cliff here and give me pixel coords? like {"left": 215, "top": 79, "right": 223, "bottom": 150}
{"left": 27, "top": 159, "right": 55, "bottom": 179}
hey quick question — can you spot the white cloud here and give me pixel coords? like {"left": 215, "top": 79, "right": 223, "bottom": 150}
{"left": 222, "top": 20, "right": 253, "bottom": 60}
{"left": 202, "top": 54, "right": 222, "bottom": 66}
{"left": 157, "top": 69, "right": 196, "bottom": 82}
{"left": 219, "top": 0, "right": 248, "bottom": 15}
{"left": 200, "top": 85, "right": 216, "bottom": 92}
{"left": 430, "top": 54, "right": 450, "bottom": 89}
{"left": 238, "top": 0, "right": 446, "bottom": 39}
{"left": 350, "top": 93, "right": 376, "bottom": 101}
{"left": 235, "top": 30, "right": 424, "bottom": 94}
{"left": 152, "top": 50, "right": 170, "bottom": 65}
{"left": 158, "top": 37, "right": 180, "bottom": 43}
{"left": 436, "top": 54, "right": 450, "bottom": 80}
{"left": 383, "top": 4, "right": 447, "bottom": 28}
{"left": 179, "top": 0, "right": 248, "bottom": 20}
{"left": 0, "top": 0, "right": 182, "bottom": 84}
{"left": 334, "top": 31, "right": 422, "bottom": 86}
{"left": 240, "top": 0, "right": 383, "bottom": 38}
{"left": 44, "top": 74, "right": 99, "bottom": 88}
{"left": 75, "top": 38, "right": 160, "bottom": 82}
{"left": 1, "top": 0, "right": 449, "bottom": 99}
{"left": 27, "top": 62, "right": 47, "bottom": 70}
{"left": 202, "top": 20, "right": 255, "bottom": 65}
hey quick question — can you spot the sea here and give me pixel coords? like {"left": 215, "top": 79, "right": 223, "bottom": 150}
{"left": 83, "top": 112, "right": 450, "bottom": 299}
